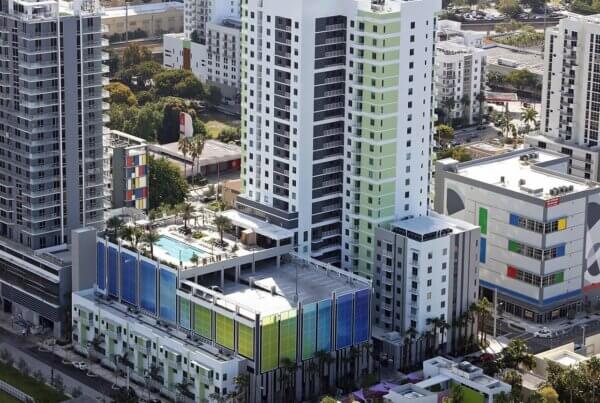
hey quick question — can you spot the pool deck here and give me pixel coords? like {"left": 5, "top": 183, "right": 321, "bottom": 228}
{"left": 153, "top": 225, "right": 262, "bottom": 270}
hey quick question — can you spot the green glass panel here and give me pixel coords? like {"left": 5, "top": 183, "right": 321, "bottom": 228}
{"left": 238, "top": 323, "right": 254, "bottom": 359}
{"left": 554, "top": 272, "right": 564, "bottom": 283}
{"left": 301, "top": 303, "right": 317, "bottom": 360}
{"left": 279, "top": 310, "right": 297, "bottom": 362}
{"left": 260, "top": 315, "right": 279, "bottom": 373}
{"left": 179, "top": 298, "right": 191, "bottom": 330}
{"left": 479, "top": 207, "right": 488, "bottom": 235}
{"left": 215, "top": 313, "right": 234, "bottom": 350}
{"left": 508, "top": 240, "right": 520, "bottom": 253}
{"left": 193, "top": 304, "right": 212, "bottom": 339}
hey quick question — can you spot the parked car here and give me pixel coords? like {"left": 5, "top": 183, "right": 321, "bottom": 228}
{"left": 534, "top": 327, "right": 553, "bottom": 338}
{"left": 73, "top": 361, "right": 88, "bottom": 370}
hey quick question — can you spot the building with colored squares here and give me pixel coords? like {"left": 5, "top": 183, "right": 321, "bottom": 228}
{"left": 105, "top": 130, "right": 149, "bottom": 211}
{"left": 435, "top": 148, "right": 600, "bottom": 323}
{"left": 71, "top": 230, "right": 372, "bottom": 403}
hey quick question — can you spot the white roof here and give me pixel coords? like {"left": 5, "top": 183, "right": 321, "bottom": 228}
{"left": 456, "top": 149, "right": 595, "bottom": 200}
{"left": 415, "top": 374, "right": 451, "bottom": 389}
{"left": 102, "top": 2, "right": 183, "bottom": 18}
{"left": 220, "top": 209, "right": 294, "bottom": 240}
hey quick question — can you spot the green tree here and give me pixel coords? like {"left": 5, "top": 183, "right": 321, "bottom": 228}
{"left": 180, "top": 203, "right": 195, "bottom": 230}
{"left": 498, "top": 0, "right": 522, "bottom": 17}
{"left": 136, "top": 90, "right": 155, "bottom": 106}
{"left": 110, "top": 386, "right": 139, "bottom": 403}
{"left": 205, "top": 84, "right": 222, "bottom": 106}
{"left": 106, "top": 216, "right": 123, "bottom": 242}
{"left": 538, "top": 385, "right": 560, "bottom": 403}
{"left": 213, "top": 214, "right": 231, "bottom": 245}
{"left": 190, "top": 134, "right": 206, "bottom": 184}
{"left": 132, "top": 102, "right": 163, "bottom": 141}
{"left": 436, "top": 124, "right": 455, "bottom": 143}
{"left": 218, "top": 126, "right": 241, "bottom": 143}
{"left": 148, "top": 156, "right": 189, "bottom": 209}
{"left": 441, "top": 97, "right": 457, "bottom": 124}
{"left": 178, "top": 136, "right": 193, "bottom": 177}
{"left": 108, "top": 103, "right": 140, "bottom": 134}
{"left": 437, "top": 147, "right": 471, "bottom": 162}
{"left": 502, "top": 339, "right": 535, "bottom": 370}
{"left": 521, "top": 107, "right": 538, "bottom": 134}
{"left": 122, "top": 43, "right": 152, "bottom": 69}
{"left": 193, "top": 118, "right": 208, "bottom": 138}
{"left": 190, "top": 29, "right": 201, "bottom": 43}
{"left": 175, "top": 75, "right": 204, "bottom": 99}
{"left": 160, "top": 97, "right": 189, "bottom": 144}
{"left": 106, "top": 82, "right": 137, "bottom": 106}
{"left": 142, "top": 227, "right": 160, "bottom": 259}
{"left": 154, "top": 70, "right": 203, "bottom": 99}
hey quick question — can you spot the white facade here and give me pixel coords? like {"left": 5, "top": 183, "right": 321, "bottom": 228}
{"left": 237, "top": 0, "right": 440, "bottom": 272}
{"left": 163, "top": 19, "right": 241, "bottom": 98}
{"left": 435, "top": 40, "right": 485, "bottom": 125}
{"left": 73, "top": 290, "right": 241, "bottom": 401}
{"left": 373, "top": 214, "right": 479, "bottom": 345}
{"left": 184, "top": 0, "right": 240, "bottom": 39}
{"left": 533, "top": 13, "right": 600, "bottom": 181}
{"left": 435, "top": 148, "right": 600, "bottom": 322}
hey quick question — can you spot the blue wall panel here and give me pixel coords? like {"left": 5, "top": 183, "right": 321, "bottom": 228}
{"left": 480, "top": 238, "right": 487, "bottom": 264}
{"left": 120, "top": 251, "right": 137, "bottom": 305}
{"left": 335, "top": 293, "right": 353, "bottom": 350}
{"left": 316, "top": 300, "right": 332, "bottom": 352}
{"left": 159, "top": 267, "right": 177, "bottom": 322}
{"left": 108, "top": 245, "right": 119, "bottom": 297}
{"left": 302, "top": 303, "right": 317, "bottom": 360}
{"left": 96, "top": 242, "right": 105, "bottom": 290}
{"left": 353, "top": 289, "right": 369, "bottom": 344}
{"left": 139, "top": 259, "right": 157, "bottom": 314}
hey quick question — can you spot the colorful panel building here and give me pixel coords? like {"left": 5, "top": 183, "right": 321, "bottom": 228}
{"left": 75, "top": 236, "right": 372, "bottom": 403}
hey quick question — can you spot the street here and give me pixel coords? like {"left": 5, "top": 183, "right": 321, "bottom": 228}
{"left": 0, "top": 326, "right": 113, "bottom": 401}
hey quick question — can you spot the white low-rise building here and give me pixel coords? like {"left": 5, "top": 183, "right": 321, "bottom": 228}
{"left": 419, "top": 357, "right": 511, "bottom": 403}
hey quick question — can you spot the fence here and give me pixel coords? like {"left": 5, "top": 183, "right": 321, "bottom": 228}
{"left": 0, "top": 379, "right": 35, "bottom": 402}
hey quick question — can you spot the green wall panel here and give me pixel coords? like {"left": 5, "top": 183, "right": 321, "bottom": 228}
{"left": 279, "top": 310, "right": 297, "bottom": 362}
{"left": 179, "top": 298, "right": 191, "bottom": 330}
{"left": 238, "top": 323, "right": 254, "bottom": 359}
{"left": 260, "top": 315, "right": 279, "bottom": 373}
{"left": 479, "top": 207, "right": 488, "bottom": 235}
{"left": 193, "top": 304, "right": 212, "bottom": 340}
{"left": 508, "top": 240, "right": 520, "bottom": 253}
{"left": 215, "top": 313, "right": 234, "bottom": 350}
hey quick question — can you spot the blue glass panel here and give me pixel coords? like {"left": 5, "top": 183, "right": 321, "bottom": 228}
{"left": 108, "top": 245, "right": 119, "bottom": 297}
{"left": 302, "top": 303, "right": 317, "bottom": 360}
{"left": 335, "top": 293, "right": 353, "bottom": 350}
{"left": 96, "top": 241, "right": 105, "bottom": 290}
{"left": 120, "top": 251, "right": 137, "bottom": 305}
{"left": 139, "top": 259, "right": 157, "bottom": 314}
{"left": 316, "top": 300, "right": 331, "bottom": 352}
{"left": 159, "top": 267, "right": 177, "bottom": 322}
{"left": 480, "top": 238, "right": 487, "bottom": 264}
{"left": 353, "top": 289, "right": 370, "bottom": 344}
{"left": 509, "top": 213, "right": 520, "bottom": 226}
{"left": 556, "top": 244, "right": 566, "bottom": 257}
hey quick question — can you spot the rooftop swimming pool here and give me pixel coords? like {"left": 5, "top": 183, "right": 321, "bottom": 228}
{"left": 155, "top": 235, "right": 209, "bottom": 262}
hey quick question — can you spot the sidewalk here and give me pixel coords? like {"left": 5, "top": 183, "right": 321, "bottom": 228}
{"left": 51, "top": 344, "right": 164, "bottom": 403}
{"left": 0, "top": 342, "right": 106, "bottom": 402}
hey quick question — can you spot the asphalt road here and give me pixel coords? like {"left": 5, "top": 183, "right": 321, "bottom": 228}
{"left": 452, "top": 125, "right": 501, "bottom": 145}
{"left": 485, "top": 315, "right": 600, "bottom": 354}
{"left": 0, "top": 327, "right": 114, "bottom": 400}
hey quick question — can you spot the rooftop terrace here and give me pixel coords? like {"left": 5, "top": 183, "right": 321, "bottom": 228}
{"left": 447, "top": 148, "right": 598, "bottom": 200}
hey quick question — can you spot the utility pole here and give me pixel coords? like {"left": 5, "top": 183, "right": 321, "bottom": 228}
{"left": 493, "top": 288, "right": 498, "bottom": 338}
{"left": 125, "top": 2, "right": 129, "bottom": 44}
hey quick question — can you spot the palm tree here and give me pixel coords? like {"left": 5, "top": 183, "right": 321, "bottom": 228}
{"left": 441, "top": 96, "right": 457, "bottom": 124}
{"left": 315, "top": 350, "right": 334, "bottom": 394}
{"left": 180, "top": 203, "right": 195, "bottom": 231}
{"left": 233, "top": 373, "right": 250, "bottom": 403}
{"left": 106, "top": 216, "right": 123, "bottom": 242}
{"left": 502, "top": 339, "right": 535, "bottom": 370}
{"left": 476, "top": 298, "right": 492, "bottom": 345}
{"left": 142, "top": 227, "right": 160, "bottom": 259}
{"left": 497, "top": 112, "right": 514, "bottom": 139}
{"left": 520, "top": 106, "right": 538, "bottom": 134}
{"left": 190, "top": 253, "right": 199, "bottom": 266}
{"left": 178, "top": 136, "right": 192, "bottom": 178}
{"left": 438, "top": 319, "right": 451, "bottom": 354}
{"left": 190, "top": 134, "right": 205, "bottom": 186}
{"left": 213, "top": 214, "right": 231, "bottom": 245}
{"left": 460, "top": 94, "right": 471, "bottom": 121}
{"left": 120, "top": 225, "right": 143, "bottom": 250}
{"left": 306, "top": 360, "right": 319, "bottom": 398}
{"left": 475, "top": 92, "right": 486, "bottom": 124}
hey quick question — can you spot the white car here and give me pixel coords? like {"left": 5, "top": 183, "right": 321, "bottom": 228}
{"left": 73, "top": 361, "right": 88, "bottom": 370}
{"left": 534, "top": 327, "right": 553, "bottom": 338}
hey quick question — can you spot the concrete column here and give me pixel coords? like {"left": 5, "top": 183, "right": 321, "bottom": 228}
{"left": 235, "top": 264, "right": 240, "bottom": 283}
{"left": 276, "top": 239, "right": 281, "bottom": 267}
{"left": 220, "top": 269, "right": 225, "bottom": 289}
